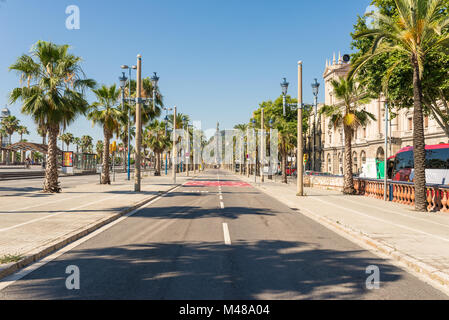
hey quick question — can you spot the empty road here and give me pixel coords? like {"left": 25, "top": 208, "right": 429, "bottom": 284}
{"left": 0, "top": 169, "right": 446, "bottom": 299}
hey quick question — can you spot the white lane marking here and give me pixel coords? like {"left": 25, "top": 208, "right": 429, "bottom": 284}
{"left": 312, "top": 197, "right": 449, "bottom": 243}
{"left": 0, "top": 194, "right": 123, "bottom": 232}
{"left": 0, "top": 185, "right": 182, "bottom": 291}
{"left": 220, "top": 201, "right": 224, "bottom": 209}
{"left": 222, "top": 223, "right": 231, "bottom": 245}
{"left": 219, "top": 195, "right": 223, "bottom": 200}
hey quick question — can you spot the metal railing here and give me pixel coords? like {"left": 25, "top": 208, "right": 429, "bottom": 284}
{"left": 354, "top": 178, "right": 449, "bottom": 213}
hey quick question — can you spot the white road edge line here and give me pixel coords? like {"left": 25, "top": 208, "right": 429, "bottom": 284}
{"left": 0, "top": 185, "right": 182, "bottom": 291}
{"left": 222, "top": 223, "right": 231, "bottom": 245}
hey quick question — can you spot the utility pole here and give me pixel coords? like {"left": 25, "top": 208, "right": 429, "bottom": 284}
{"left": 297, "top": 61, "right": 304, "bottom": 196}
{"left": 134, "top": 54, "right": 142, "bottom": 192}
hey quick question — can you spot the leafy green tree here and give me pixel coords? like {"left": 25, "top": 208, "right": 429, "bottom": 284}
{"left": 88, "top": 84, "right": 122, "bottom": 184}
{"left": 320, "top": 77, "right": 375, "bottom": 194}
{"left": 252, "top": 95, "right": 310, "bottom": 184}
{"left": 9, "top": 41, "right": 95, "bottom": 192}
{"left": 350, "top": 0, "right": 449, "bottom": 211}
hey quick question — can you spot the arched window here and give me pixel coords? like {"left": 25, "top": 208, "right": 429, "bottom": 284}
{"left": 360, "top": 151, "right": 367, "bottom": 167}
{"left": 353, "top": 151, "right": 358, "bottom": 173}
{"left": 338, "top": 152, "right": 343, "bottom": 174}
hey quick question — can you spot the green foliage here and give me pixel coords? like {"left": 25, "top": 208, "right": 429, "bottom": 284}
{"left": 350, "top": 0, "right": 449, "bottom": 135}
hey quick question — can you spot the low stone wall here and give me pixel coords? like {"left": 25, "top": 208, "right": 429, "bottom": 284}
{"left": 304, "top": 175, "right": 344, "bottom": 191}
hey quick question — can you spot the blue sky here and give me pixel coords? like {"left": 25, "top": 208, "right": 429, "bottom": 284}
{"left": 0, "top": 0, "right": 371, "bottom": 145}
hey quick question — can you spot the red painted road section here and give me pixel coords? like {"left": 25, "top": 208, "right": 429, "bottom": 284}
{"left": 185, "top": 181, "right": 251, "bottom": 187}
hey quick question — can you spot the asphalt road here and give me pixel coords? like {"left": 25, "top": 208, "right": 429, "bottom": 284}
{"left": 0, "top": 169, "right": 447, "bottom": 299}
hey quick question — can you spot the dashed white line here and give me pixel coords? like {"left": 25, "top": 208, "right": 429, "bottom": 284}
{"left": 220, "top": 201, "right": 224, "bottom": 209}
{"left": 222, "top": 223, "right": 231, "bottom": 245}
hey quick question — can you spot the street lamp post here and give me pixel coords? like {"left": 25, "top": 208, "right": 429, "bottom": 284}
{"left": 251, "top": 118, "right": 257, "bottom": 183}
{"left": 121, "top": 55, "right": 159, "bottom": 192}
{"left": 281, "top": 78, "right": 289, "bottom": 117}
{"left": 120, "top": 64, "right": 137, "bottom": 181}
{"left": 311, "top": 78, "right": 320, "bottom": 172}
{"left": 279, "top": 72, "right": 304, "bottom": 195}
{"left": 297, "top": 61, "right": 304, "bottom": 197}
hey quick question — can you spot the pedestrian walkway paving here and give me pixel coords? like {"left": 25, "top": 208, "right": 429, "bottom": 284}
{"left": 236, "top": 172, "right": 449, "bottom": 292}
{"left": 0, "top": 172, "right": 194, "bottom": 278}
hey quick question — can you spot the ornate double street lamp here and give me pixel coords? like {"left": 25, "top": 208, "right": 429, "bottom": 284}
{"left": 119, "top": 55, "right": 159, "bottom": 192}
{"left": 311, "top": 78, "right": 320, "bottom": 172}
{"left": 119, "top": 65, "right": 136, "bottom": 181}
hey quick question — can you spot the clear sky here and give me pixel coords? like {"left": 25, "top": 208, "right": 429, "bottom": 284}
{"left": 0, "top": 0, "right": 371, "bottom": 145}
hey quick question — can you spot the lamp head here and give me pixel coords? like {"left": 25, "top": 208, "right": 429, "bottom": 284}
{"left": 311, "top": 78, "right": 320, "bottom": 96}
{"left": 119, "top": 72, "right": 128, "bottom": 88}
{"left": 150, "top": 72, "right": 160, "bottom": 88}
{"left": 281, "top": 78, "right": 289, "bottom": 95}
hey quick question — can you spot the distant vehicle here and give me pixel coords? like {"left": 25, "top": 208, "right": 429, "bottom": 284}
{"left": 390, "top": 143, "right": 449, "bottom": 184}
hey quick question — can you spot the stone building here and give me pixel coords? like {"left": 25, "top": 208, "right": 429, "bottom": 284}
{"left": 320, "top": 52, "right": 448, "bottom": 175}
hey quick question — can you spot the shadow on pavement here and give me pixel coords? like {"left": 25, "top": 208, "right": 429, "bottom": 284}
{"left": 0, "top": 240, "right": 408, "bottom": 300}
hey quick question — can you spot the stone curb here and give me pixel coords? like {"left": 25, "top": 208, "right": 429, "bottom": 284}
{"left": 238, "top": 173, "right": 449, "bottom": 292}
{"left": 0, "top": 184, "right": 181, "bottom": 280}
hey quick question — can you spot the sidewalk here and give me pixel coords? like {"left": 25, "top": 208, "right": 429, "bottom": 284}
{"left": 237, "top": 172, "right": 449, "bottom": 293}
{"left": 0, "top": 172, "right": 194, "bottom": 279}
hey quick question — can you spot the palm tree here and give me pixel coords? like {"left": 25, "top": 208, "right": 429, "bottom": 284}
{"left": 144, "top": 120, "right": 171, "bottom": 176}
{"left": 96, "top": 140, "right": 104, "bottom": 164}
{"left": 320, "top": 76, "right": 375, "bottom": 194}
{"left": 17, "top": 125, "right": 30, "bottom": 142}
{"left": 73, "top": 137, "right": 81, "bottom": 153}
{"left": 60, "top": 132, "right": 74, "bottom": 151}
{"left": 1, "top": 115, "right": 20, "bottom": 145}
{"left": 81, "top": 135, "right": 93, "bottom": 153}
{"left": 88, "top": 84, "right": 122, "bottom": 184}
{"left": 9, "top": 41, "right": 95, "bottom": 192}
{"left": 350, "top": 0, "right": 449, "bottom": 210}
{"left": 0, "top": 127, "right": 6, "bottom": 148}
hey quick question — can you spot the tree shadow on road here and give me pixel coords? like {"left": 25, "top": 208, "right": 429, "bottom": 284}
{"left": 1, "top": 239, "right": 431, "bottom": 300}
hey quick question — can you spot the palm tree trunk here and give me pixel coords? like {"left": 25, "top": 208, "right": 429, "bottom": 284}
{"left": 343, "top": 124, "right": 355, "bottom": 194}
{"left": 43, "top": 125, "right": 61, "bottom": 193}
{"left": 102, "top": 128, "right": 111, "bottom": 185}
{"left": 412, "top": 56, "right": 427, "bottom": 212}
{"left": 155, "top": 152, "right": 161, "bottom": 176}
